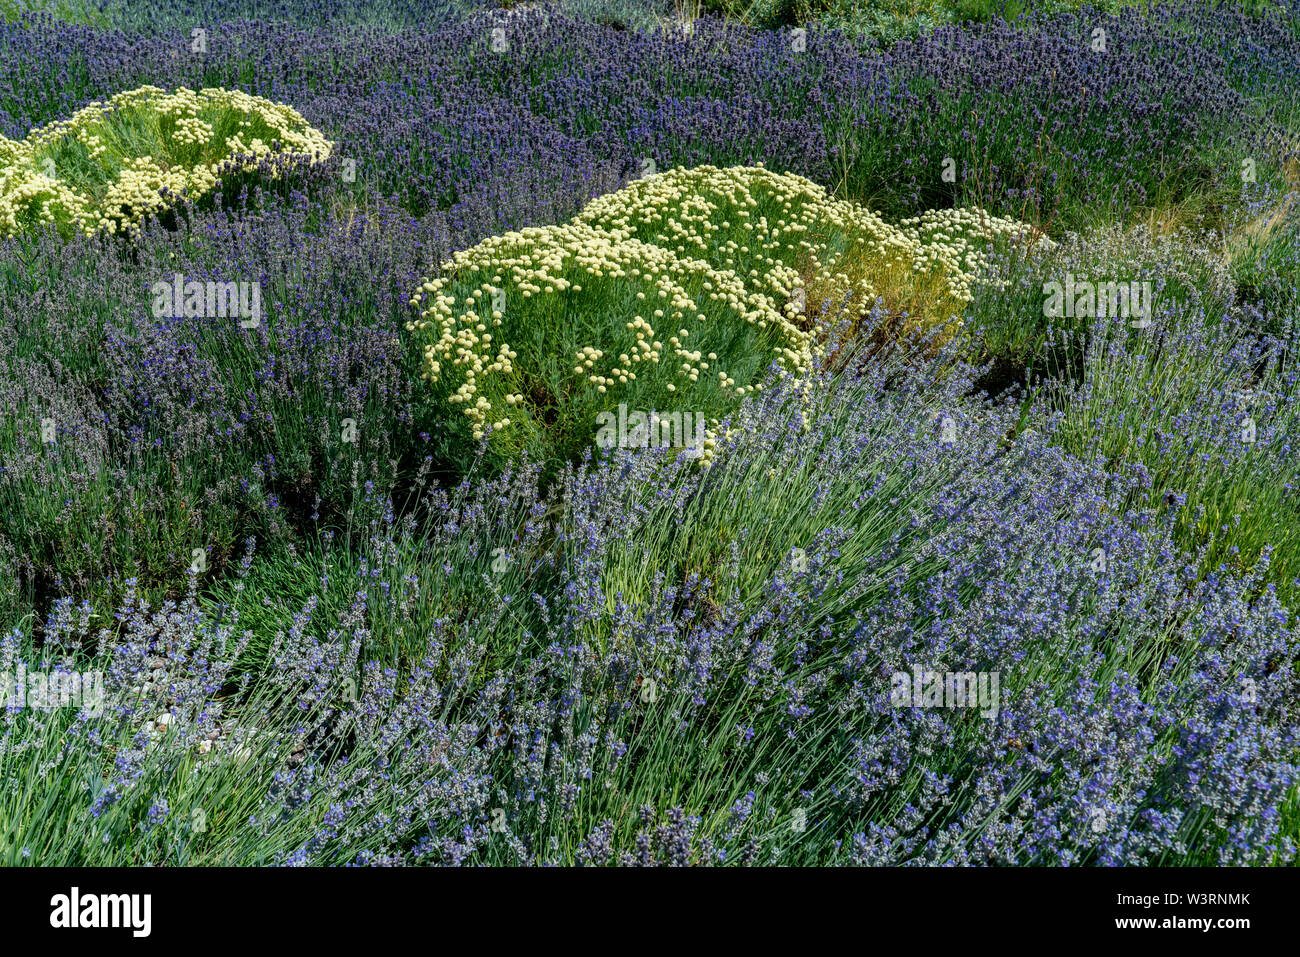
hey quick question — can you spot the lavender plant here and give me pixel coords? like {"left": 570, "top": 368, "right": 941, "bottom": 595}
{"left": 5, "top": 342, "right": 1297, "bottom": 865}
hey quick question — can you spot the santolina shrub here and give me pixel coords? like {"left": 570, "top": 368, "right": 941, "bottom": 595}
{"left": 408, "top": 163, "right": 1043, "bottom": 465}
{"left": 0, "top": 85, "right": 331, "bottom": 237}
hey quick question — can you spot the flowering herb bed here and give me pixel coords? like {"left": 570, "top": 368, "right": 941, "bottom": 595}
{"left": 0, "top": 1, "right": 1298, "bottom": 866}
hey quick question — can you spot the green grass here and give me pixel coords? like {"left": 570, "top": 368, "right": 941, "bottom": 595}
{"left": 694, "top": 0, "right": 1297, "bottom": 43}
{"left": 0, "top": 0, "right": 107, "bottom": 27}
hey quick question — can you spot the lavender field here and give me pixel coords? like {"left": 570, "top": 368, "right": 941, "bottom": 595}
{"left": 0, "top": 0, "right": 1298, "bottom": 867}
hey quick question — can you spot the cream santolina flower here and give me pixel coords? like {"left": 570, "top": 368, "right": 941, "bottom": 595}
{"left": 0, "top": 86, "right": 332, "bottom": 238}
{"left": 577, "top": 164, "right": 1049, "bottom": 312}
{"left": 407, "top": 164, "right": 1044, "bottom": 463}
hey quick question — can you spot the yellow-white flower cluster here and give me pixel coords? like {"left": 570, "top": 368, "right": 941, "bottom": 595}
{"left": 407, "top": 164, "right": 1044, "bottom": 459}
{"left": 897, "top": 206, "right": 1053, "bottom": 301}
{"left": 408, "top": 214, "right": 812, "bottom": 447}
{"left": 580, "top": 164, "right": 1048, "bottom": 311}
{"left": 0, "top": 86, "right": 332, "bottom": 237}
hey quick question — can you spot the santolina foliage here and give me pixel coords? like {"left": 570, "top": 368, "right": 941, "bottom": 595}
{"left": 0, "top": 85, "right": 331, "bottom": 236}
